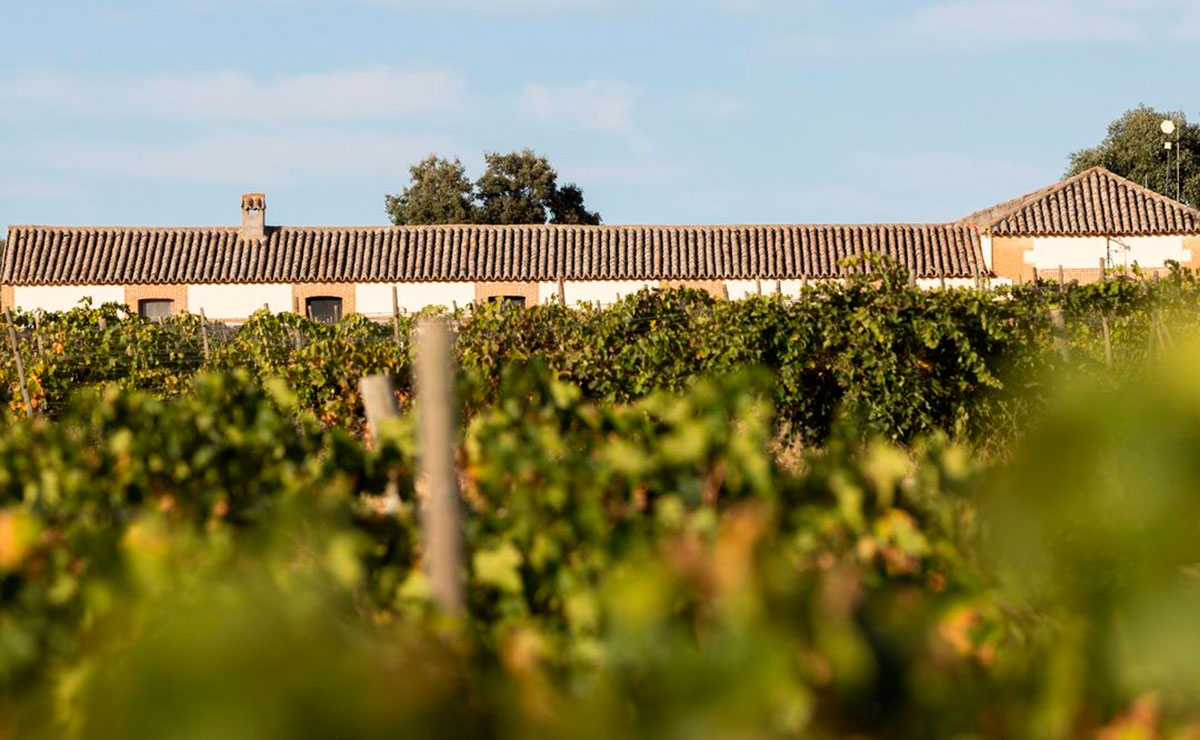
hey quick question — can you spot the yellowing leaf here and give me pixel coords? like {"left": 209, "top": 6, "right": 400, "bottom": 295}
{"left": 0, "top": 509, "right": 41, "bottom": 572}
{"left": 474, "top": 542, "right": 524, "bottom": 594}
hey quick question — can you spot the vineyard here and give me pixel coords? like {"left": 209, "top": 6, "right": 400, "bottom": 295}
{"left": 3, "top": 262, "right": 1195, "bottom": 440}
{"left": 3, "top": 262, "right": 1200, "bottom": 738}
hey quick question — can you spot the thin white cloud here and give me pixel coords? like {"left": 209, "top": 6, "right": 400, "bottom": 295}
{"left": 568, "top": 160, "right": 686, "bottom": 187}
{"left": 520, "top": 81, "right": 639, "bottom": 135}
{"left": 15, "top": 129, "right": 460, "bottom": 186}
{"left": 1172, "top": 7, "right": 1200, "bottom": 38}
{"left": 368, "top": 0, "right": 598, "bottom": 7}
{"left": 907, "top": 0, "right": 1127, "bottom": 43}
{"left": 0, "top": 67, "right": 464, "bottom": 123}
{"left": 673, "top": 90, "right": 748, "bottom": 123}
{"left": 895, "top": 0, "right": 1194, "bottom": 49}
{"left": 260, "top": 0, "right": 770, "bottom": 10}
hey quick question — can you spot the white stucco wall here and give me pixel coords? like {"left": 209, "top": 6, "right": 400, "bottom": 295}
{"left": 356, "top": 282, "right": 476, "bottom": 315}
{"left": 726, "top": 280, "right": 766, "bottom": 299}
{"left": 1029, "top": 236, "right": 1190, "bottom": 271}
{"left": 189, "top": 283, "right": 292, "bottom": 319}
{"left": 13, "top": 285, "right": 126, "bottom": 312}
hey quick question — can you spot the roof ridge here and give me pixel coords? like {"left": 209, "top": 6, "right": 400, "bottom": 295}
{"left": 959, "top": 169, "right": 1095, "bottom": 230}
{"left": 7, "top": 225, "right": 241, "bottom": 231}
{"left": 8, "top": 221, "right": 976, "bottom": 232}
{"left": 962, "top": 165, "right": 1200, "bottom": 234}
{"left": 2, "top": 221, "right": 986, "bottom": 284}
{"left": 1086, "top": 166, "right": 1200, "bottom": 221}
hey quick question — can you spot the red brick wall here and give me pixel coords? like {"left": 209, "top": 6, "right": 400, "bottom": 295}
{"left": 475, "top": 281, "right": 539, "bottom": 306}
{"left": 292, "top": 283, "right": 356, "bottom": 317}
{"left": 1184, "top": 236, "right": 1200, "bottom": 271}
{"left": 125, "top": 284, "right": 188, "bottom": 315}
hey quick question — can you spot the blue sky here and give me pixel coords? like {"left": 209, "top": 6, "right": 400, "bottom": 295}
{"left": 3, "top": 0, "right": 1198, "bottom": 229}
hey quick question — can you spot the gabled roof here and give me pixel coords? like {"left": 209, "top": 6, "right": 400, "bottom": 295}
{"left": 0, "top": 223, "right": 985, "bottom": 286}
{"left": 961, "top": 166, "right": 1200, "bottom": 237}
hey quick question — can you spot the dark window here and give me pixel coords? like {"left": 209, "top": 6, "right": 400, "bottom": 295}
{"left": 306, "top": 296, "right": 343, "bottom": 324}
{"left": 487, "top": 295, "right": 526, "bottom": 309}
{"left": 138, "top": 299, "right": 174, "bottom": 319}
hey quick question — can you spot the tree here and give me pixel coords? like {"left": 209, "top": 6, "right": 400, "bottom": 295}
{"left": 475, "top": 149, "right": 561, "bottom": 225}
{"left": 474, "top": 149, "right": 601, "bottom": 225}
{"left": 386, "top": 149, "right": 601, "bottom": 226}
{"left": 549, "top": 183, "right": 602, "bottom": 226}
{"left": 385, "top": 156, "right": 477, "bottom": 225}
{"left": 1067, "top": 105, "right": 1200, "bottom": 205}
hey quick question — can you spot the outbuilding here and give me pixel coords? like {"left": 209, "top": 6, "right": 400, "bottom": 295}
{"left": 4, "top": 166, "right": 1194, "bottom": 320}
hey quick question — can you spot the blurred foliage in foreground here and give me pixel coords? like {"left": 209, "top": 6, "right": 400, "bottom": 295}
{"left": 2, "top": 335, "right": 1200, "bottom": 739}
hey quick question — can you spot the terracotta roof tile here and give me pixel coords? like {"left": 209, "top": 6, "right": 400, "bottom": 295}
{"left": 1, "top": 223, "right": 984, "bottom": 286}
{"left": 962, "top": 166, "right": 1200, "bottom": 236}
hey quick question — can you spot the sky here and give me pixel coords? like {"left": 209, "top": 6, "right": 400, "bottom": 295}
{"left": 2, "top": 0, "right": 1199, "bottom": 229}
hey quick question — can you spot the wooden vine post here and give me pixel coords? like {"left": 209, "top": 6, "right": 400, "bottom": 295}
{"left": 1101, "top": 315, "right": 1113, "bottom": 367}
{"left": 198, "top": 309, "right": 211, "bottom": 363}
{"left": 32, "top": 313, "right": 45, "bottom": 359}
{"left": 415, "top": 317, "right": 464, "bottom": 615}
{"left": 5, "top": 311, "right": 32, "bottom": 418}
{"left": 1154, "top": 311, "right": 1170, "bottom": 353}
{"left": 360, "top": 375, "right": 399, "bottom": 440}
{"left": 359, "top": 373, "right": 402, "bottom": 511}
{"left": 1049, "top": 308, "right": 1069, "bottom": 361}
{"left": 391, "top": 286, "right": 402, "bottom": 349}
{"left": 557, "top": 277, "right": 566, "bottom": 307}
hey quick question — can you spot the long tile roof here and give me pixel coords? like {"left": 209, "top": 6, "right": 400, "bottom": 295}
{"left": 1, "top": 223, "right": 984, "bottom": 285}
{"left": 962, "top": 166, "right": 1200, "bottom": 237}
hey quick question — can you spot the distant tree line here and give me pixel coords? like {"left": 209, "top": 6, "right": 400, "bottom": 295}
{"left": 386, "top": 149, "right": 601, "bottom": 226}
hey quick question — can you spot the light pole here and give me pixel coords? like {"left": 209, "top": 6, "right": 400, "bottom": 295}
{"left": 1162, "top": 119, "right": 1180, "bottom": 201}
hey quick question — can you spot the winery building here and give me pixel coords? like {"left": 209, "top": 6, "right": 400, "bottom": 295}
{"left": 3, "top": 167, "right": 1198, "bottom": 321}
{"left": 963, "top": 166, "right": 1200, "bottom": 283}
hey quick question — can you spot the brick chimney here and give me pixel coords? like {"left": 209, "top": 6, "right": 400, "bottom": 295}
{"left": 240, "top": 193, "right": 266, "bottom": 240}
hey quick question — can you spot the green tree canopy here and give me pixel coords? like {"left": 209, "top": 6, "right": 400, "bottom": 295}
{"left": 549, "top": 183, "right": 602, "bottom": 225}
{"left": 475, "top": 149, "right": 559, "bottom": 225}
{"left": 386, "top": 149, "right": 601, "bottom": 226}
{"left": 384, "top": 156, "right": 477, "bottom": 226}
{"left": 1068, "top": 105, "right": 1200, "bottom": 205}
